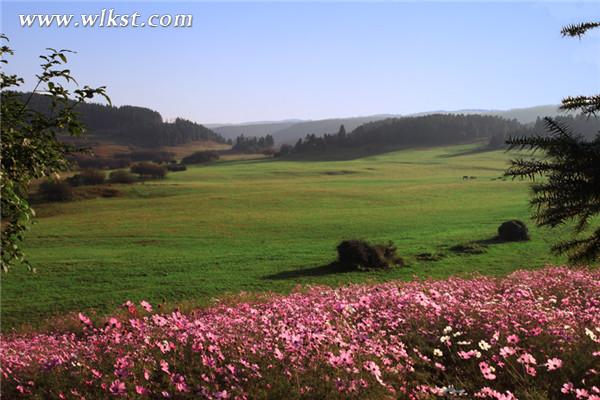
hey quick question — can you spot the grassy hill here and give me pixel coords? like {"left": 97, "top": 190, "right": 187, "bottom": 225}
{"left": 1, "top": 144, "right": 568, "bottom": 331}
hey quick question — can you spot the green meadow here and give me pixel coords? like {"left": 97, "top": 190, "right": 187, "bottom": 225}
{"left": 1, "top": 145, "right": 567, "bottom": 331}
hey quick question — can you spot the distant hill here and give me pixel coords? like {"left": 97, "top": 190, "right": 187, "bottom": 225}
{"left": 211, "top": 105, "right": 568, "bottom": 147}
{"left": 10, "top": 92, "right": 226, "bottom": 148}
{"left": 285, "top": 114, "right": 532, "bottom": 160}
{"left": 470, "top": 105, "right": 567, "bottom": 124}
{"left": 211, "top": 115, "right": 398, "bottom": 145}
{"left": 270, "top": 115, "right": 398, "bottom": 145}
{"left": 408, "top": 105, "right": 567, "bottom": 124}
{"left": 213, "top": 121, "right": 300, "bottom": 140}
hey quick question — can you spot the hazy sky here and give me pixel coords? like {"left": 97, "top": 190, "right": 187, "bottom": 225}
{"left": 2, "top": 1, "right": 599, "bottom": 124}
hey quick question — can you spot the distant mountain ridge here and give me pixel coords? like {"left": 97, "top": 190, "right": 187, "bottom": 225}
{"left": 210, "top": 105, "right": 567, "bottom": 145}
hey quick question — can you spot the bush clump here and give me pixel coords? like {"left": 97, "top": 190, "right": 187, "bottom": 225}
{"left": 166, "top": 163, "right": 187, "bottom": 172}
{"left": 181, "top": 151, "right": 220, "bottom": 165}
{"left": 38, "top": 180, "right": 73, "bottom": 202}
{"left": 498, "top": 220, "right": 530, "bottom": 242}
{"left": 66, "top": 169, "right": 105, "bottom": 186}
{"left": 335, "top": 239, "right": 403, "bottom": 271}
{"left": 130, "top": 162, "right": 167, "bottom": 179}
{"left": 109, "top": 170, "right": 137, "bottom": 184}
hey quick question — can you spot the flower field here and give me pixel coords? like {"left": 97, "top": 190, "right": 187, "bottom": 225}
{"left": 1, "top": 266, "right": 599, "bottom": 399}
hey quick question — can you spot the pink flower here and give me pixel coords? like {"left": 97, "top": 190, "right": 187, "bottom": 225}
{"left": 156, "top": 340, "right": 171, "bottom": 353}
{"left": 140, "top": 300, "right": 153, "bottom": 312}
{"left": 506, "top": 334, "right": 520, "bottom": 344}
{"left": 562, "top": 382, "right": 574, "bottom": 394}
{"left": 545, "top": 357, "right": 563, "bottom": 371}
{"left": 160, "top": 359, "right": 170, "bottom": 374}
{"left": 499, "top": 346, "right": 515, "bottom": 358}
{"left": 135, "top": 385, "right": 149, "bottom": 395}
{"left": 517, "top": 353, "right": 537, "bottom": 365}
{"left": 172, "top": 374, "right": 189, "bottom": 393}
{"left": 109, "top": 380, "right": 126, "bottom": 395}
{"left": 107, "top": 317, "right": 122, "bottom": 329}
{"left": 479, "top": 361, "right": 497, "bottom": 380}
{"left": 576, "top": 389, "right": 589, "bottom": 398}
{"left": 363, "top": 361, "right": 384, "bottom": 385}
{"left": 525, "top": 365, "right": 537, "bottom": 377}
{"left": 78, "top": 313, "right": 92, "bottom": 325}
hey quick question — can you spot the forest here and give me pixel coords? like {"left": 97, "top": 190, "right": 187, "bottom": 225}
{"left": 289, "top": 114, "right": 529, "bottom": 154}
{"left": 11, "top": 92, "right": 226, "bottom": 147}
{"left": 289, "top": 113, "right": 599, "bottom": 155}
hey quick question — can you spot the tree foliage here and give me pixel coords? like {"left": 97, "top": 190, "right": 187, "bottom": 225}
{"left": 289, "top": 114, "right": 529, "bottom": 155}
{"left": 1, "top": 35, "right": 109, "bottom": 271}
{"left": 231, "top": 134, "right": 275, "bottom": 153}
{"left": 506, "top": 22, "right": 600, "bottom": 263}
{"left": 14, "top": 92, "right": 226, "bottom": 147}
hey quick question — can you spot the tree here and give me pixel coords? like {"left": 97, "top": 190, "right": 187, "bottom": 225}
{"left": 1, "top": 35, "right": 109, "bottom": 271}
{"left": 337, "top": 124, "right": 346, "bottom": 140}
{"left": 505, "top": 22, "right": 600, "bottom": 263}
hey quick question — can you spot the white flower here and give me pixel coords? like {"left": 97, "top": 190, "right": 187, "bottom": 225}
{"left": 474, "top": 350, "right": 482, "bottom": 358}
{"left": 433, "top": 349, "right": 443, "bottom": 357}
{"left": 585, "top": 328, "right": 598, "bottom": 341}
{"left": 478, "top": 340, "right": 491, "bottom": 351}
{"left": 443, "top": 326, "right": 453, "bottom": 334}
{"left": 440, "top": 335, "right": 451, "bottom": 343}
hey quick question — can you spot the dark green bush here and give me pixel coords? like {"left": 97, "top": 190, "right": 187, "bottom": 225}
{"left": 276, "top": 144, "right": 293, "bottom": 157}
{"left": 335, "top": 239, "right": 403, "bottom": 271}
{"left": 166, "top": 163, "right": 187, "bottom": 172}
{"left": 498, "top": 220, "right": 530, "bottom": 242}
{"left": 39, "top": 180, "right": 73, "bottom": 202}
{"left": 109, "top": 170, "right": 137, "bottom": 184}
{"left": 130, "top": 162, "right": 167, "bottom": 179}
{"left": 181, "top": 151, "right": 220, "bottom": 165}
{"left": 68, "top": 154, "right": 130, "bottom": 169}
{"left": 67, "top": 169, "right": 105, "bottom": 186}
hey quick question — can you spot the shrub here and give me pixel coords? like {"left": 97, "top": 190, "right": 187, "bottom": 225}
{"left": 181, "top": 151, "right": 220, "bottom": 165}
{"left": 130, "top": 162, "right": 166, "bottom": 179}
{"left": 66, "top": 169, "right": 105, "bottom": 186}
{"left": 335, "top": 239, "right": 403, "bottom": 271}
{"left": 108, "top": 170, "right": 137, "bottom": 184}
{"left": 262, "top": 147, "right": 277, "bottom": 157}
{"left": 498, "top": 220, "right": 530, "bottom": 242}
{"left": 166, "top": 163, "right": 187, "bottom": 172}
{"left": 38, "top": 180, "right": 73, "bottom": 202}
{"left": 276, "top": 144, "right": 293, "bottom": 157}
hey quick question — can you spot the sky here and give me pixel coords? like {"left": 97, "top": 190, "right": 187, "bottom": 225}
{"left": 2, "top": 1, "right": 599, "bottom": 124}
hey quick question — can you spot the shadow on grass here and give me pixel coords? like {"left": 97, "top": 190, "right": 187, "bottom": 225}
{"left": 445, "top": 236, "right": 509, "bottom": 255}
{"left": 263, "top": 262, "right": 350, "bottom": 280}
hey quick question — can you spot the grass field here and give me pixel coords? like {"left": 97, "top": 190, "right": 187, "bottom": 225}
{"left": 1, "top": 145, "right": 569, "bottom": 331}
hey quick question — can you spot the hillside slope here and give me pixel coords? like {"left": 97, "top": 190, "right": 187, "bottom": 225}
{"left": 9, "top": 92, "right": 226, "bottom": 148}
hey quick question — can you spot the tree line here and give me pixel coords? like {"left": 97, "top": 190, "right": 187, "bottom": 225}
{"left": 7, "top": 91, "right": 227, "bottom": 147}
{"left": 288, "top": 114, "right": 530, "bottom": 154}
{"left": 231, "top": 134, "right": 275, "bottom": 153}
